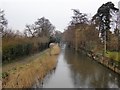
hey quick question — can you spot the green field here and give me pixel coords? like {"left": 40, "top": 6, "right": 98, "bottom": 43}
{"left": 105, "top": 51, "right": 120, "bottom": 62}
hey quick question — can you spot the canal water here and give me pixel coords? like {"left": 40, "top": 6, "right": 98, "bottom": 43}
{"left": 34, "top": 45, "right": 120, "bottom": 88}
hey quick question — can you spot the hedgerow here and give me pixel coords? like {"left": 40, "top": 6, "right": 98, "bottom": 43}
{"left": 2, "top": 37, "right": 49, "bottom": 63}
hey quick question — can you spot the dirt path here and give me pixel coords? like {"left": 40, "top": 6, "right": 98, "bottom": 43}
{"left": 2, "top": 44, "right": 60, "bottom": 88}
{"left": 2, "top": 50, "right": 47, "bottom": 72}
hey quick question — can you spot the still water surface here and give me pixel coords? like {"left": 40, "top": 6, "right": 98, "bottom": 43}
{"left": 34, "top": 45, "right": 120, "bottom": 88}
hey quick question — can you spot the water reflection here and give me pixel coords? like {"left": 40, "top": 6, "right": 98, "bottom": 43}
{"left": 37, "top": 47, "right": 120, "bottom": 88}
{"left": 41, "top": 49, "right": 74, "bottom": 88}
{"left": 64, "top": 49, "right": 120, "bottom": 88}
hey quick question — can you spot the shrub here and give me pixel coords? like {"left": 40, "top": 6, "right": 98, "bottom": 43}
{"left": 2, "top": 72, "right": 9, "bottom": 79}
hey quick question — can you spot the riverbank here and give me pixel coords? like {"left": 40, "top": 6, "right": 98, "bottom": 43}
{"left": 35, "top": 48, "right": 120, "bottom": 88}
{"left": 67, "top": 46, "right": 120, "bottom": 75}
{"left": 86, "top": 51, "right": 120, "bottom": 75}
{"left": 2, "top": 44, "right": 60, "bottom": 88}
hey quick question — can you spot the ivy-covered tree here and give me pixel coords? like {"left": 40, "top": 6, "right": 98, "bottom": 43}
{"left": 0, "top": 9, "right": 8, "bottom": 37}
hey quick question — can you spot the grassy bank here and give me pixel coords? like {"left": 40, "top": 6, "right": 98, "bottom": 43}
{"left": 105, "top": 51, "right": 120, "bottom": 61}
{"left": 2, "top": 44, "right": 60, "bottom": 88}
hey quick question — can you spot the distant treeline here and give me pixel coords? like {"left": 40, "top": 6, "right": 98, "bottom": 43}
{"left": 63, "top": 2, "right": 120, "bottom": 61}
{"left": 0, "top": 9, "right": 62, "bottom": 63}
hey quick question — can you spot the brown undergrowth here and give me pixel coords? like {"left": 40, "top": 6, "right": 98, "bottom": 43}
{"left": 2, "top": 44, "right": 60, "bottom": 88}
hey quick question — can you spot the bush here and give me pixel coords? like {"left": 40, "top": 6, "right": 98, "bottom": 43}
{"left": 2, "top": 72, "right": 9, "bottom": 79}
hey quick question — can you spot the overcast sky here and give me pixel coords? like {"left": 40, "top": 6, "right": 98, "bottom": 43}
{"left": 0, "top": 0, "right": 119, "bottom": 32}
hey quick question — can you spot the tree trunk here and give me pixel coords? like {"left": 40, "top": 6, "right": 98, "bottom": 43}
{"left": 104, "top": 30, "right": 107, "bottom": 55}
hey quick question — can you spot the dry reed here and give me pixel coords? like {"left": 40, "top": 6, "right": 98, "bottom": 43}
{"left": 2, "top": 44, "right": 60, "bottom": 88}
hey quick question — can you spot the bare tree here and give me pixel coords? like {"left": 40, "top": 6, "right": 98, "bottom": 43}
{"left": 24, "top": 17, "right": 55, "bottom": 38}
{"left": 71, "top": 9, "right": 88, "bottom": 26}
{"left": 35, "top": 17, "right": 55, "bottom": 37}
{"left": 24, "top": 24, "right": 36, "bottom": 37}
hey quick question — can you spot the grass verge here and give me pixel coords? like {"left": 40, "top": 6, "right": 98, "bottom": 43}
{"left": 2, "top": 44, "right": 60, "bottom": 88}
{"left": 105, "top": 51, "right": 120, "bottom": 61}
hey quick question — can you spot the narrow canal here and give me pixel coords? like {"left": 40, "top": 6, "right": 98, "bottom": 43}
{"left": 34, "top": 45, "right": 120, "bottom": 88}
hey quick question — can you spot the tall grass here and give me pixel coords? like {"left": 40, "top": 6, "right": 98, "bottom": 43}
{"left": 2, "top": 44, "right": 60, "bottom": 88}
